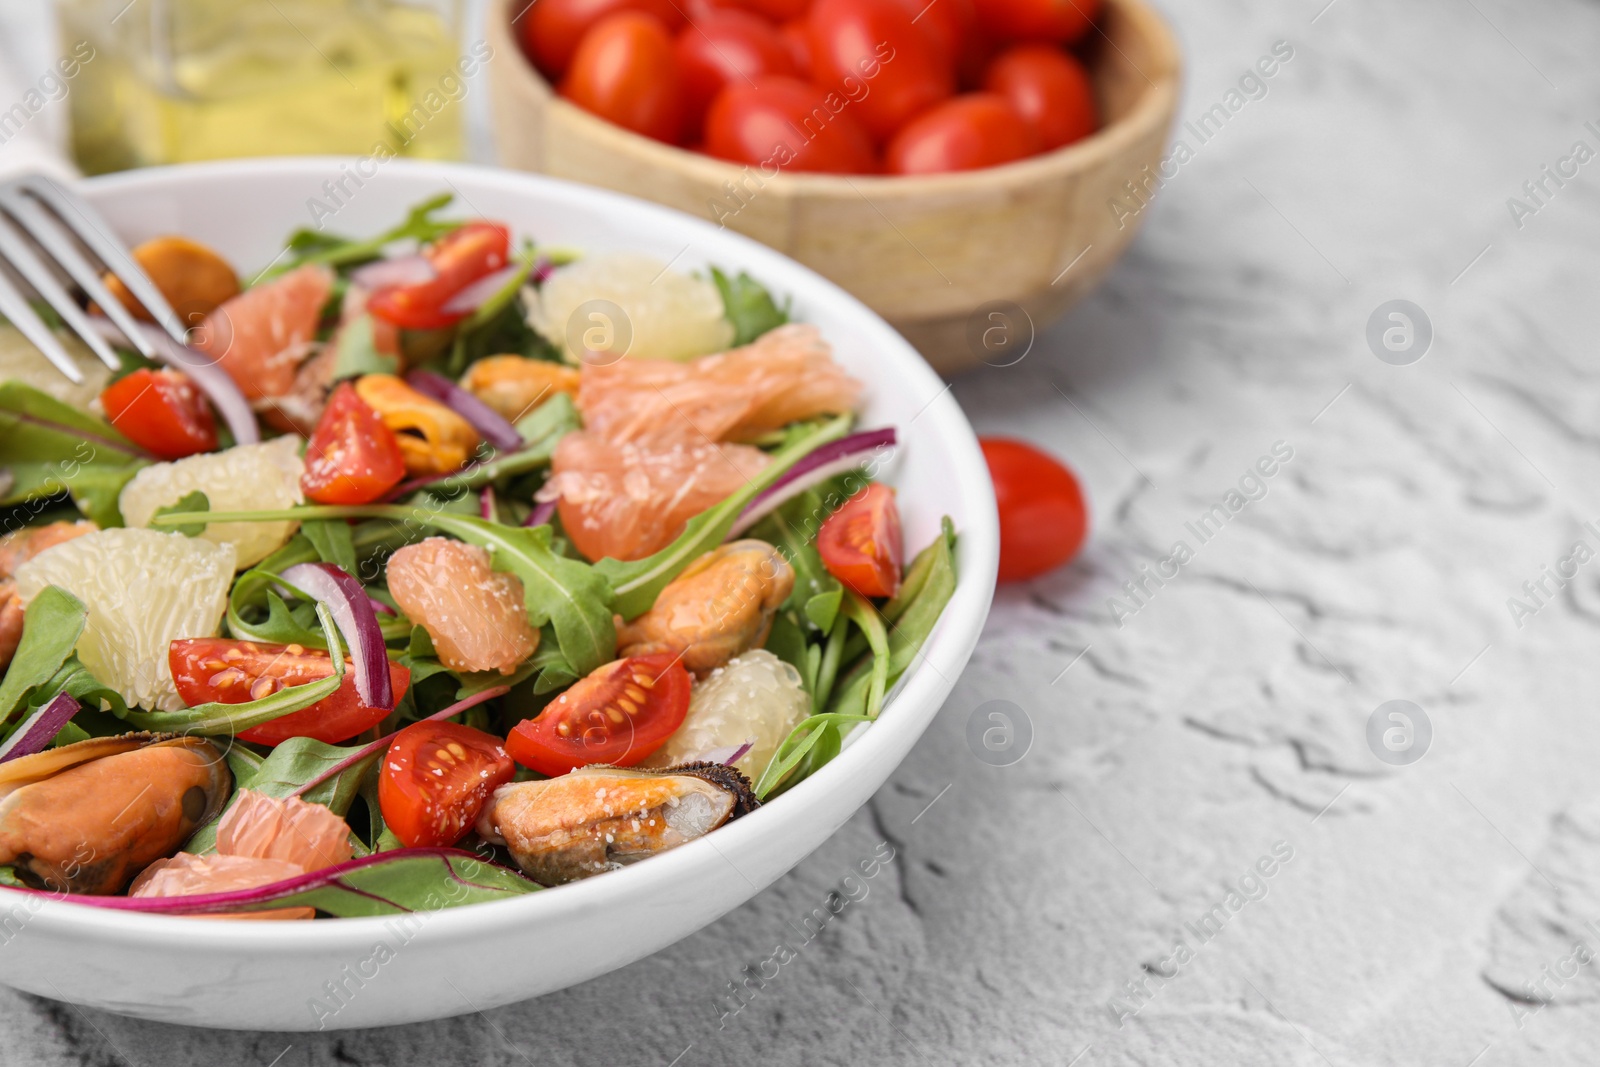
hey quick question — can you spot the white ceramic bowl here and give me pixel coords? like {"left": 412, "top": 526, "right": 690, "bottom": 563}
{"left": 0, "top": 159, "right": 998, "bottom": 1030}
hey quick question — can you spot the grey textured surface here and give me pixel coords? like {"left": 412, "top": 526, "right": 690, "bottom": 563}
{"left": 7, "top": 0, "right": 1600, "bottom": 1062}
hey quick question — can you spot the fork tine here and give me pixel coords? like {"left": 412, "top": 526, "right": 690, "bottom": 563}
{"left": 0, "top": 265, "right": 83, "bottom": 384}
{"left": 17, "top": 175, "right": 189, "bottom": 346}
{"left": 0, "top": 184, "right": 158, "bottom": 362}
{"left": 0, "top": 213, "right": 122, "bottom": 372}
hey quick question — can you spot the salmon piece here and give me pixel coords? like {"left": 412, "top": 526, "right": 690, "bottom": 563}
{"left": 541, "top": 430, "right": 770, "bottom": 561}
{"left": 386, "top": 538, "right": 540, "bottom": 674}
{"left": 577, "top": 323, "right": 863, "bottom": 447}
{"left": 194, "top": 264, "right": 333, "bottom": 402}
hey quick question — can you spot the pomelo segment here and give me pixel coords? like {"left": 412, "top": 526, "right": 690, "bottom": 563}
{"left": 540, "top": 430, "right": 769, "bottom": 561}
{"left": 119, "top": 434, "right": 304, "bottom": 569}
{"left": 528, "top": 253, "right": 735, "bottom": 363}
{"left": 576, "top": 323, "right": 862, "bottom": 447}
{"left": 195, "top": 263, "right": 332, "bottom": 403}
{"left": 386, "top": 537, "right": 540, "bottom": 675}
{"left": 13, "top": 528, "right": 235, "bottom": 711}
{"left": 642, "top": 650, "right": 809, "bottom": 778}
{"left": 0, "top": 325, "right": 110, "bottom": 408}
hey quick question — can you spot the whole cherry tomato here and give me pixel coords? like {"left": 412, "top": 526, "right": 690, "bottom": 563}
{"left": 99, "top": 368, "right": 216, "bottom": 460}
{"left": 885, "top": 93, "right": 1036, "bottom": 174}
{"left": 817, "top": 482, "right": 903, "bottom": 598}
{"left": 380, "top": 720, "right": 515, "bottom": 848}
{"left": 883, "top": 0, "right": 973, "bottom": 69}
{"left": 675, "top": 10, "right": 797, "bottom": 137}
{"left": 300, "top": 381, "right": 407, "bottom": 505}
{"left": 726, "top": 0, "right": 811, "bottom": 21}
{"left": 505, "top": 653, "right": 692, "bottom": 775}
{"left": 518, "top": 0, "right": 685, "bottom": 78}
{"left": 971, "top": 0, "right": 1100, "bottom": 43}
{"left": 561, "top": 12, "right": 686, "bottom": 143}
{"left": 779, "top": 17, "right": 813, "bottom": 75}
{"left": 704, "top": 76, "right": 878, "bottom": 172}
{"left": 980, "top": 436, "right": 1088, "bottom": 582}
{"left": 806, "top": 0, "right": 953, "bottom": 141}
{"left": 983, "top": 43, "right": 1096, "bottom": 150}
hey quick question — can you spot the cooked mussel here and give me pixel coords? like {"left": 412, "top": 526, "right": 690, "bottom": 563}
{"left": 0, "top": 733, "right": 230, "bottom": 894}
{"left": 477, "top": 763, "right": 757, "bottom": 886}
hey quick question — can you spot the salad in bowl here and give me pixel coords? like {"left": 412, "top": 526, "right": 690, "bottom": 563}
{"left": 0, "top": 190, "right": 959, "bottom": 920}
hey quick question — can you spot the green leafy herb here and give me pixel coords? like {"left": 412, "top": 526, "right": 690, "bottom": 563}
{"left": 0, "top": 382, "right": 148, "bottom": 526}
{"left": 0, "top": 586, "right": 87, "bottom": 729}
{"left": 120, "top": 604, "right": 346, "bottom": 735}
{"left": 514, "top": 391, "right": 580, "bottom": 450}
{"left": 329, "top": 314, "right": 400, "bottom": 379}
{"left": 754, "top": 713, "right": 872, "bottom": 799}
{"left": 152, "top": 490, "right": 210, "bottom": 537}
{"left": 711, "top": 267, "right": 790, "bottom": 345}
{"left": 840, "top": 590, "right": 890, "bottom": 720}
{"left": 261, "top": 193, "right": 460, "bottom": 281}
{"left": 301, "top": 519, "right": 359, "bottom": 577}
{"left": 597, "top": 413, "right": 852, "bottom": 618}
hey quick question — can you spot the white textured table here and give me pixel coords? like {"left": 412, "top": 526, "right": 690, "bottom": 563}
{"left": 10, "top": 0, "right": 1600, "bottom": 1062}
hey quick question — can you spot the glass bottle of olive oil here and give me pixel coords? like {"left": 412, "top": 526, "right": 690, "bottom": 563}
{"left": 59, "top": 0, "right": 464, "bottom": 175}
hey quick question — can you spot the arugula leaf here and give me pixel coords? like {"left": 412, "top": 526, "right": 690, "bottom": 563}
{"left": 260, "top": 193, "right": 460, "bottom": 280}
{"left": 0, "top": 586, "right": 87, "bottom": 729}
{"left": 329, "top": 314, "right": 400, "bottom": 379}
{"left": 514, "top": 391, "right": 580, "bottom": 450}
{"left": 840, "top": 590, "right": 890, "bottom": 720}
{"left": 711, "top": 267, "right": 790, "bottom": 345}
{"left": 754, "top": 713, "right": 872, "bottom": 799}
{"left": 827, "top": 519, "right": 958, "bottom": 719}
{"left": 153, "top": 490, "right": 209, "bottom": 537}
{"left": 597, "top": 413, "right": 852, "bottom": 618}
{"left": 0, "top": 382, "right": 148, "bottom": 526}
{"left": 300, "top": 519, "right": 359, "bottom": 576}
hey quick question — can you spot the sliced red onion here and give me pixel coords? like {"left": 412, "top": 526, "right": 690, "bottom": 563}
{"left": 85, "top": 318, "right": 259, "bottom": 447}
{"left": 290, "top": 685, "right": 509, "bottom": 800}
{"left": 441, "top": 263, "right": 523, "bottom": 315}
{"left": 406, "top": 369, "right": 523, "bottom": 452}
{"left": 0, "top": 693, "right": 80, "bottom": 763}
{"left": 530, "top": 256, "right": 555, "bottom": 285}
{"left": 523, "top": 499, "right": 556, "bottom": 528}
{"left": 480, "top": 486, "right": 497, "bottom": 522}
{"left": 728, "top": 428, "right": 897, "bottom": 538}
{"left": 697, "top": 739, "right": 755, "bottom": 766}
{"left": 368, "top": 595, "right": 397, "bottom": 617}
{"left": 276, "top": 562, "right": 392, "bottom": 711}
{"left": 349, "top": 254, "right": 435, "bottom": 290}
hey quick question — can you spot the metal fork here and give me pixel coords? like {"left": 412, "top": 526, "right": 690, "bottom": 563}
{"left": 0, "top": 174, "right": 190, "bottom": 385}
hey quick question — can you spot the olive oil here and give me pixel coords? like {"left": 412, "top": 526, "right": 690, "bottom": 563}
{"left": 59, "top": 0, "right": 464, "bottom": 175}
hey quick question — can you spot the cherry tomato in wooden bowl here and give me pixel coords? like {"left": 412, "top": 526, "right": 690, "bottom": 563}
{"left": 506, "top": 653, "right": 692, "bottom": 776}
{"left": 676, "top": 10, "right": 798, "bottom": 138}
{"left": 979, "top": 436, "right": 1087, "bottom": 582}
{"left": 883, "top": 0, "right": 974, "bottom": 69}
{"left": 379, "top": 720, "right": 515, "bottom": 848}
{"left": 169, "top": 638, "right": 413, "bottom": 746}
{"left": 983, "top": 42, "right": 1096, "bottom": 150}
{"left": 806, "top": 0, "right": 953, "bottom": 141}
{"left": 884, "top": 93, "right": 1036, "bottom": 174}
{"left": 300, "top": 381, "right": 407, "bottom": 505}
{"left": 99, "top": 368, "right": 217, "bottom": 460}
{"left": 704, "top": 75, "right": 878, "bottom": 172}
{"left": 560, "top": 11, "right": 687, "bottom": 144}
{"left": 817, "top": 482, "right": 904, "bottom": 598}
{"left": 519, "top": 0, "right": 686, "bottom": 78}
{"left": 971, "top": 0, "right": 1100, "bottom": 43}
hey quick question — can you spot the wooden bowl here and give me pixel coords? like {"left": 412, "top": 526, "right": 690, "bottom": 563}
{"left": 486, "top": 0, "right": 1180, "bottom": 375}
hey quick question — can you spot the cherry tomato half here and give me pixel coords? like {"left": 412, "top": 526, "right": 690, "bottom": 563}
{"left": 518, "top": 0, "right": 685, "bottom": 79}
{"left": 366, "top": 221, "right": 510, "bottom": 331}
{"left": 983, "top": 43, "right": 1096, "bottom": 150}
{"left": 300, "top": 381, "right": 407, "bottom": 505}
{"left": 676, "top": 10, "right": 798, "bottom": 138}
{"left": 885, "top": 93, "right": 1035, "bottom": 174}
{"left": 817, "top": 482, "right": 903, "bottom": 598}
{"left": 505, "top": 653, "right": 691, "bottom": 776}
{"left": 807, "top": 0, "right": 953, "bottom": 142}
{"left": 99, "top": 368, "right": 216, "bottom": 460}
{"left": 379, "top": 720, "right": 515, "bottom": 848}
{"left": 980, "top": 436, "right": 1088, "bottom": 582}
{"left": 169, "top": 638, "right": 412, "bottom": 746}
{"left": 561, "top": 12, "right": 686, "bottom": 144}
{"left": 705, "top": 76, "right": 877, "bottom": 173}
{"left": 971, "top": 0, "right": 1100, "bottom": 43}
